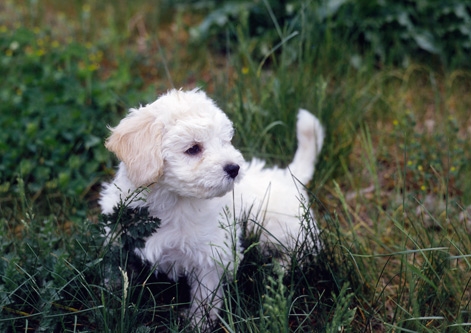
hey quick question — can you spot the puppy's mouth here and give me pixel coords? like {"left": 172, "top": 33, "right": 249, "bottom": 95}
{"left": 197, "top": 172, "right": 239, "bottom": 198}
{"left": 204, "top": 180, "right": 235, "bottom": 198}
{"left": 196, "top": 162, "right": 241, "bottom": 198}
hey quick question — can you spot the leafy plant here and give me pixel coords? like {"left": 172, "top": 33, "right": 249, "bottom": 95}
{"left": 101, "top": 187, "right": 161, "bottom": 252}
{"left": 0, "top": 26, "right": 146, "bottom": 200}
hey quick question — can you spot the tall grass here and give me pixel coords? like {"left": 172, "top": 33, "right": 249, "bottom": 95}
{"left": 1, "top": 0, "right": 471, "bottom": 332}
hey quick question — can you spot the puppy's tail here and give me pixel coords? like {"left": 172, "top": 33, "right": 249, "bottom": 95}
{"left": 288, "top": 109, "right": 325, "bottom": 185}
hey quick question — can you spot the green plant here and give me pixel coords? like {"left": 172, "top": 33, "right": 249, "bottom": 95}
{"left": 260, "top": 262, "right": 291, "bottom": 332}
{"left": 325, "top": 283, "right": 357, "bottom": 333}
{"left": 0, "top": 23, "right": 158, "bottom": 207}
{"left": 0, "top": 179, "right": 105, "bottom": 331}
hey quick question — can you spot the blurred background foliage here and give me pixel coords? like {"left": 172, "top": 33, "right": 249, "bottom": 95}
{"left": 190, "top": 0, "right": 471, "bottom": 68}
{"left": 1, "top": 0, "right": 470, "bottom": 208}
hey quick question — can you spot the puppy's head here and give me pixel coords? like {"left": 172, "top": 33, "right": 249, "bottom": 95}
{"left": 105, "top": 89, "right": 244, "bottom": 198}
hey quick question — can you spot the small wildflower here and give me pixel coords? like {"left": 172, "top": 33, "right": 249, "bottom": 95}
{"left": 407, "top": 160, "right": 413, "bottom": 166}
{"left": 393, "top": 119, "right": 399, "bottom": 126}
{"left": 242, "top": 67, "right": 249, "bottom": 75}
{"left": 89, "top": 51, "right": 103, "bottom": 62}
{"left": 51, "top": 40, "right": 60, "bottom": 49}
{"left": 417, "top": 165, "right": 423, "bottom": 171}
{"left": 0, "top": 25, "right": 7, "bottom": 33}
{"left": 421, "top": 185, "right": 426, "bottom": 191}
{"left": 450, "top": 166, "right": 456, "bottom": 172}
{"left": 82, "top": 4, "right": 91, "bottom": 13}
{"left": 9, "top": 41, "right": 19, "bottom": 51}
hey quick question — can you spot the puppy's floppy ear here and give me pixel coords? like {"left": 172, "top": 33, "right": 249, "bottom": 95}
{"left": 105, "top": 107, "right": 164, "bottom": 187}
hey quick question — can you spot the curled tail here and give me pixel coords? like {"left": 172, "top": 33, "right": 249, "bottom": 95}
{"left": 288, "top": 109, "right": 325, "bottom": 185}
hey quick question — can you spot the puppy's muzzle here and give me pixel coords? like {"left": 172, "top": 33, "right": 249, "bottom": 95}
{"left": 224, "top": 163, "right": 240, "bottom": 179}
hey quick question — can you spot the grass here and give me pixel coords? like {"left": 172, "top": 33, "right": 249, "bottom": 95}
{"left": 1, "top": 0, "right": 471, "bottom": 332}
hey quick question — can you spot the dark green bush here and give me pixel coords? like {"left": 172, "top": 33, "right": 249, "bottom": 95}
{"left": 190, "top": 0, "right": 471, "bottom": 69}
{"left": 330, "top": 0, "right": 471, "bottom": 68}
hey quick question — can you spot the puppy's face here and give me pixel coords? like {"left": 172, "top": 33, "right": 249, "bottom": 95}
{"left": 105, "top": 89, "right": 244, "bottom": 199}
{"left": 160, "top": 109, "right": 244, "bottom": 199}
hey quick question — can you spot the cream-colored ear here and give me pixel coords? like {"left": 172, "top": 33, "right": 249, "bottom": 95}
{"left": 105, "top": 108, "right": 164, "bottom": 187}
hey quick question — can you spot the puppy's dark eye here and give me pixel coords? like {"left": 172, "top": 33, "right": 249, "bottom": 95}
{"left": 185, "top": 144, "right": 202, "bottom": 156}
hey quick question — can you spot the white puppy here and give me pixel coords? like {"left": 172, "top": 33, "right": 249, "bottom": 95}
{"left": 99, "top": 89, "right": 324, "bottom": 328}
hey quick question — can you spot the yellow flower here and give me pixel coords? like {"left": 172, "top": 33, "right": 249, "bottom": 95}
{"left": 393, "top": 119, "right": 399, "bottom": 126}
{"left": 242, "top": 67, "right": 249, "bottom": 75}
{"left": 89, "top": 50, "right": 103, "bottom": 62}
{"left": 87, "top": 63, "right": 99, "bottom": 72}
{"left": 417, "top": 165, "right": 423, "bottom": 172}
{"left": 0, "top": 26, "right": 7, "bottom": 33}
{"left": 421, "top": 185, "right": 426, "bottom": 191}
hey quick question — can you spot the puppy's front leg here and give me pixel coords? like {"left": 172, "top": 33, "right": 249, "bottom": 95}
{"left": 188, "top": 266, "right": 224, "bottom": 330}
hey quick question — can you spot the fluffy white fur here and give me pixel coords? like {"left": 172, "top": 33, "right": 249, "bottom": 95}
{"left": 99, "top": 89, "right": 324, "bottom": 328}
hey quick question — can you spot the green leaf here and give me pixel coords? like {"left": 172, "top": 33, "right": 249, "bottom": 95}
{"left": 413, "top": 31, "right": 440, "bottom": 54}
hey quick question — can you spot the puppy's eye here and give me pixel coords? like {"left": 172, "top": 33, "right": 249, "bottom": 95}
{"left": 185, "top": 144, "right": 202, "bottom": 156}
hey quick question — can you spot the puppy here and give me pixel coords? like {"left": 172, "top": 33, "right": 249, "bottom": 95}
{"left": 99, "top": 89, "right": 324, "bottom": 328}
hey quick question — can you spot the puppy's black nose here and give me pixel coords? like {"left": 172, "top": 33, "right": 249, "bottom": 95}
{"left": 224, "top": 163, "right": 240, "bottom": 179}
